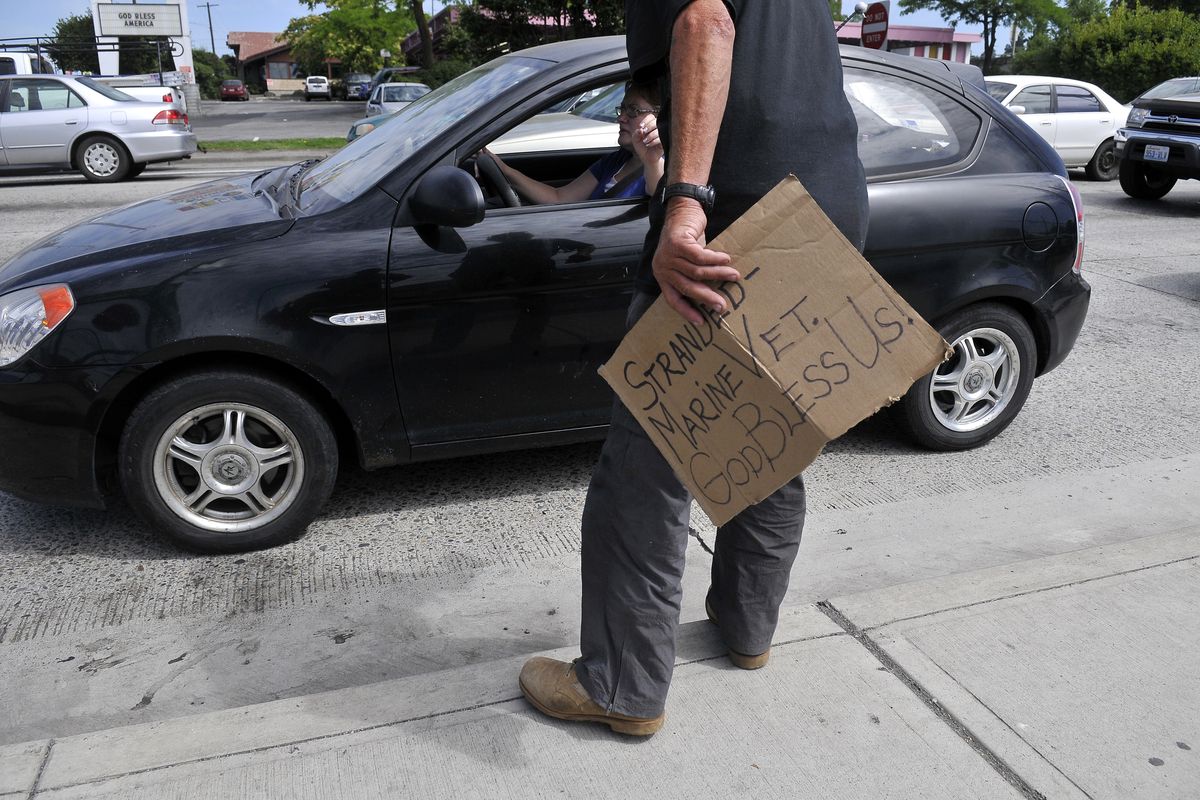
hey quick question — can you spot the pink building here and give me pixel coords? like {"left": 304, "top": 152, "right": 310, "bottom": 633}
{"left": 836, "top": 23, "right": 981, "bottom": 63}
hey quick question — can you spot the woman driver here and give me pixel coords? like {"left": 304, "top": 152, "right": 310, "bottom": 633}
{"left": 481, "top": 80, "right": 665, "bottom": 204}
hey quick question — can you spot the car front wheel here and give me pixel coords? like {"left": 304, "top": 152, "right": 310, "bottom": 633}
{"left": 119, "top": 369, "right": 339, "bottom": 552}
{"left": 899, "top": 303, "right": 1036, "bottom": 451}
{"left": 1119, "top": 158, "right": 1176, "bottom": 199}
{"left": 77, "top": 136, "right": 131, "bottom": 182}
{"left": 1085, "top": 139, "right": 1119, "bottom": 181}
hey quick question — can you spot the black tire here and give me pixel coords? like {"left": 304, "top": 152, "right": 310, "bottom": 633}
{"left": 1085, "top": 139, "right": 1119, "bottom": 181}
{"left": 118, "top": 369, "right": 339, "bottom": 552}
{"left": 126, "top": 162, "right": 147, "bottom": 178}
{"left": 1119, "top": 158, "right": 1176, "bottom": 199}
{"left": 77, "top": 136, "right": 131, "bottom": 182}
{"left": 899, "top": 303, "right": 1037, "bottom": 451}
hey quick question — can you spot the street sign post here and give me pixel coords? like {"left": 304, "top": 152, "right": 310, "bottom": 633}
{"left": 861, "top": 0, "right": 890, "bottom": 50}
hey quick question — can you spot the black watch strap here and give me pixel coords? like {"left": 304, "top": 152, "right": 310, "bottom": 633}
{"left": 661, "top": 182, "right": 716, "bottom": 212}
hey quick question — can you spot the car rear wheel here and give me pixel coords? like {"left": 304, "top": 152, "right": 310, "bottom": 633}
{"left": 1085, "top": 139, "right": 1118, "bottom": 181}
{"left": 77, "top": 136, "right": 131, "bottom": 182}
{"left": 899, "top": 303, "right": 1036, "bottom": 451}
{"left": 1119, "top": 158, "right": 1176, "bottom": 199}
{"left": 119, "top": 369, "right": 339, "bottom": 552}
{"left": 126, "top": 162, "right": 147, "bottom": 178}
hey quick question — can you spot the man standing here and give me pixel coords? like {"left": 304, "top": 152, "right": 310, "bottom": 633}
{"left": 519, "top": 0, "right": 868, "bottom": 736}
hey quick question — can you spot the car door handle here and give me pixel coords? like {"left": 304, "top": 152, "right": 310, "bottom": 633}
{"left": 66, "top": 120, "right": 78, "bottom": 125}
{"left": 1039, "top": 121, "right": 1052, "bottom": 126}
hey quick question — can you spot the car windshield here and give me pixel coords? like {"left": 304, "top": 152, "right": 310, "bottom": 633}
{"left": 347, "top": 73, "right": 372, "bottom": 83}
{"left": 985, "top": 81, "right": 1015, "bottom": 101}
{"left": 297, "top": 55, "right": 551, "bottom": 215}
{"left": 383, "top": 84, "right": 430, "bottom": 103}
{"left": 75, "top": 76, "right": 137, "bottom": 102}
{"left": 1141, "top": 77, "right": 1200, "bottom": 100}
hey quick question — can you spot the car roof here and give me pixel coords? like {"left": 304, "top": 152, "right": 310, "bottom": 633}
{"left": 379, "top": 81, "right": 430, "bottom": 88}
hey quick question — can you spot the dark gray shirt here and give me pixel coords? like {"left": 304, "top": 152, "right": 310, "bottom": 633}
{"left": 626, "top": 0, "right": 869, "bottom": 292}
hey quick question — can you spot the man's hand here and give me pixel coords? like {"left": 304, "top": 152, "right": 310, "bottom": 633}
{"left": 652, "top": 199, "right": 740, "bottom": 325}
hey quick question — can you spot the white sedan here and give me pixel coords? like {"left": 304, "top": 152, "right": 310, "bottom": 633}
{"left": 986, "top": 75, "right": 1130, "bottom": 180}
{"left": 365, "top": 82, "right": 432, "bottom": 117}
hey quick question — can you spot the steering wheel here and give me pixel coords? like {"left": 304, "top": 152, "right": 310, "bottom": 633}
{"left": 475, "top": 151, "right": 521, "bottom": 208}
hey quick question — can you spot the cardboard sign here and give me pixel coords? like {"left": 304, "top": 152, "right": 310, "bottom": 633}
{"left": 599, "top": 175, "right": 949, "bottom": 526}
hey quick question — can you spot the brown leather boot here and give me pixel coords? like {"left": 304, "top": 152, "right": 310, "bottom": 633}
{"left": 518, "top": 656, "right": 664, "bottom": 736}
{"left": 705, "top": 598, "right": 770, "bottom": 670}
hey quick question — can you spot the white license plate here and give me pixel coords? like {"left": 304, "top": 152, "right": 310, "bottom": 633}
{"left": 1144, "top": 144, "right": 1171, "bottom": 163}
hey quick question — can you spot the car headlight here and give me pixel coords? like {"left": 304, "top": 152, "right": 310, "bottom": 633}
{"left": 1127, "top": 107, "right": 1150, "bottom": 128}
{"left": 0, "top": 284, "right": 75, "bottom": 367}
{"left": 355, "top": 122, "right": 376, "bottom": 138}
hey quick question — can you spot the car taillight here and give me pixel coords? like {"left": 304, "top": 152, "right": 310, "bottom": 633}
{"left": 152, "top": 109, "right": 188, "bottom": 126}
{"left": 1058, "top": 175, "right": 1085, "bottom": 274}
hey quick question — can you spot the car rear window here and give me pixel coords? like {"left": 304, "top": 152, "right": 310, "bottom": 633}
{"left": 844, "top": 67, "right": 982, "bottom": 177}
{"left": 75, "top": 76, "right": 137, "bottom": 101}
{"left": 985, "top": 81, "right": 1015, "bottom": 101}
{"left": 222, "top": 79, "right": 243, "bottom": 87}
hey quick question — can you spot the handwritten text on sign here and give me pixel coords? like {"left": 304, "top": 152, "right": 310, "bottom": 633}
{"left": 600, "top": 176, "right": 948, "bottom": 526}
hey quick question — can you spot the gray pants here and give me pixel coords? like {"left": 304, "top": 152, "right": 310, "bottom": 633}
{"left": 574, "top": 292, "right": 806, "bottom": 719}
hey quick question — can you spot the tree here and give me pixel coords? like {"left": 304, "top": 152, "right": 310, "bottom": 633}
{"left": 458, "top": 0, "right": 624, "bottom": 61}
{"left": 898, "top": 0, "right": 1062, "bottom": 73}
{"left": 44, "top": 13, "right": 101, "bottom": 74}
{"left": 191, "top": 48, "right": 231, "bottom": 99}
{"left": 283, "top": 0, "right": 416, "bottom": 76}
{"left": 409, "top": 0, "right": 435, "bottom": 68}
{"left": 1015, "top": 6, "right": 1200, "bottom": 101}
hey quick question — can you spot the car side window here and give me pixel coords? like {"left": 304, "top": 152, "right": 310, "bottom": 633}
{"left": 5, "top": 79, "right": 84, "bottom": 112}
{"left": 1011, "top": 85, "right": 1052, "bottom": 114}
{"left": 1054, "top": 85, "right": 1102, "bottom": 113}
{"left": 843, "top": 67, "right": 982, "bottom": 177}
{"left": 0, "top": 57, "right": 15, "bottom": 76}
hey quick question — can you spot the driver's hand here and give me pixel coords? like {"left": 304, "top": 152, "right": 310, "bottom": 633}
{"left": 632, "top": 116, "right": 663, "bottom": 164}
{"left": 653, "top": 199, "right": 739, "bottom": 325}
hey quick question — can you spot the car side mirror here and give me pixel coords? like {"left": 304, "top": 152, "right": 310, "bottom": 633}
{"left": 1009, "top": 104, "right": 1027, "bottom": 115}
{"left": 409, "top": 165, "right": 485, "bottom": 228}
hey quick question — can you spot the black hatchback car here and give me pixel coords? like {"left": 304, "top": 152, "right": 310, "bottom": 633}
{"left": 0, "top": 38, "right": 1089, "bottom": 552}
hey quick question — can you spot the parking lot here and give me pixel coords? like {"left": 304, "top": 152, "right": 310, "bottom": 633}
{"left": 0, "top": 101, "right": 1198, "bottom": 746}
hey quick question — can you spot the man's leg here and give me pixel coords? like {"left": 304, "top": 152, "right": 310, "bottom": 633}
{"left": 706, "top": 474, "right": 806, "bottom": 657}
{"left": 573, "top": 291, "right": 693, "bottom": 719}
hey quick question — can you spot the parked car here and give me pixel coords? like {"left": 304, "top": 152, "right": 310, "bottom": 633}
{"left": 1115, "top": 76, "right": 1200, "bottom": 200}
{"left": 303, "top": 75, "right": 330, "bottom": 101}
{"left": 0, "top": 50, "right": 56, "bottom": 75}
{"left": 219, "top": 78, "right": 249, "bottom": 101}
{"left": 369, "top": 66, "right": 421, "bottom": 93}
{"left": 342, "top": 72, "right": 373, "bottom": 101}
{"left": 0, "top": 74, "right": 196, "bottom": 181}
{"left": 0, "top": 39, "right": 1089, "bottom": 552}
{"left": 985, "top": 75, "right": 1129, "bottom": 180}
{"left": 365, "top": 81, "right": 432, "bottom": 116}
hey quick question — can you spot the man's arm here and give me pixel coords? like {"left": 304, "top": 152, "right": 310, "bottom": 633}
{"left": 652, "top": 0, "right": 741, "bottom": 325}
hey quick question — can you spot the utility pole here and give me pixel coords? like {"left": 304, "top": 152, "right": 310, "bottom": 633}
{"left": 197, "top": 2, "right": 219, "bottom": 53}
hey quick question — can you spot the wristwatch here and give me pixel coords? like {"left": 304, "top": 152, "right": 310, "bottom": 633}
{"left": 660, "top": 182, "right": 716, "bottom": 213}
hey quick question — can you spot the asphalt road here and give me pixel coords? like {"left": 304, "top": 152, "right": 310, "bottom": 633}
{"left": 1, "top": 157, "right": 1198, "bottom": 745}
{"left": 190, "top": 96, "right": 371, "bottom": 141}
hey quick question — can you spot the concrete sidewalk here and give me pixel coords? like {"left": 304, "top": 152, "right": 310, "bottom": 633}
{"left": 4, "top": 528, "right": 1197, "bottom": 799}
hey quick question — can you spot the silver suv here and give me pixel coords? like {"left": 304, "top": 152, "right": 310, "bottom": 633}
{"left": 304, "top": 75, "right": 330, "bottom": 101}
{"left": 0, "top": 74, "right": 196, "bottom": 182}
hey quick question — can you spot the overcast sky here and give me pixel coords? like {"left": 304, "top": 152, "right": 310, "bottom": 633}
{"left": 5, "top": 1, "right": 983, "bottom": 58}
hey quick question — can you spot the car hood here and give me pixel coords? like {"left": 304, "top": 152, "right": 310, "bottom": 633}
{"left": 1134, "top": 92, "right": 1200, "bottom": 114}
{"left": 0, "top": 171, "right": 295, "bottom": 288}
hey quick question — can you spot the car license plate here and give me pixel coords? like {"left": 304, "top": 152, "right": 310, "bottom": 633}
{"left": 1144, "top": 144, "right": 1171, "bottom": 163}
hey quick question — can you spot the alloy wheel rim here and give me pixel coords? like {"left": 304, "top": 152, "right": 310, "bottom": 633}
{"left": 84, "top": 143, "right": 120, "bottom": 177}
{"left": 928, "top": 326, "right": 1021, "bottom": 432}
{"left": 153, "top": 402, "right": 305, "bottom": 532}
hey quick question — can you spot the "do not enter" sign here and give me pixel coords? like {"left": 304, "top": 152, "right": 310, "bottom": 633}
{"left": 861, "top": 1, "right": 890, "bottom": 50}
